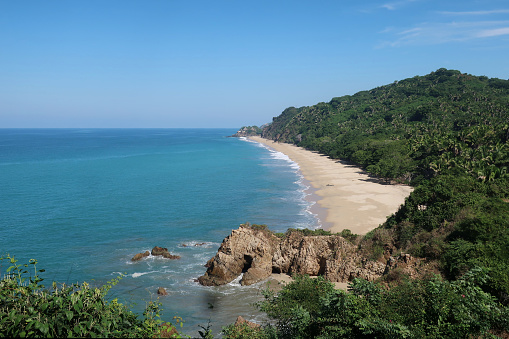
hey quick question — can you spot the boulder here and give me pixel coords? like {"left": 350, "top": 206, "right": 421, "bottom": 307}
{"left": 131, "top": 251, "right": 150, "bottom": 261}
{"left": 151, "top": 246, "right": 181, "bottom": 260}
{"left": 157, "top": 287, "right": 168, "bottom": 296}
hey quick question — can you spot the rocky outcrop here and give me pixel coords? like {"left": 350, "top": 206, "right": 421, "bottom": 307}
{"left": 151, "top": 246, "right": 181, "bottom": 259}
{"left": 198, "top": 225, "right": 279, "bottom": 286}
{"left": 273, "top": 231, "right": 353, "bottom": 276}
{"left": 131, "top": 247, "right": 181, "bottom": 261}
{"left": 157, "top": 287, "right": 168, "bottom": 295}
{"left": 131, "top": 251, "right": 150, "bottom": 261}
{"left": 229, "top": 126, "right": 262, "bottom": 137}
{"left": 198, "top": 225, "right": 430, "bottom": 286}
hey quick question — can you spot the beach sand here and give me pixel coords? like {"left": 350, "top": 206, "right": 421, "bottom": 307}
{"left": 249, "top": 136, "right": 413, "bottom": 236}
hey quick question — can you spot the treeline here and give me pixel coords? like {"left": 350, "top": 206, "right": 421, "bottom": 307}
{"left": 234, "top": 272, "right": 509, "bottom": 338}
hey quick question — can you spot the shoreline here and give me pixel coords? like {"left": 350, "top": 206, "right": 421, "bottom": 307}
{"left": 248, "top": 136, "right": 413, "bottom": 235}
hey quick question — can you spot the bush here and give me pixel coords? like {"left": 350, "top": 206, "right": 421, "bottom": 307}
{"left": 256, "top": 270, "right": 509, "bottom": 338}
{"left": 338, "top": 229, "right": 359, "bottom": 243}
{"left": 0, "top": 255, "right": 183, "bottom": 338}
{"left": 285, "top": 228, "right": 332, "bottom": 236}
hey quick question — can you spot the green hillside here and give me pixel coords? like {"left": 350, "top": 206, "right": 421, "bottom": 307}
{"left": 262, "top": 68, "right": 509, "bottom": 301}
{"left": 263, "top": 68, "right": 509, "bottom": 184}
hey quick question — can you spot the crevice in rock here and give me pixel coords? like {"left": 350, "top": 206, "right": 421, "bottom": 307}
{"left": 318, "top": 257, "right": 327, "bottom": 276}
{"left": 242, "top": 255, "right": 253, "bottom": 273}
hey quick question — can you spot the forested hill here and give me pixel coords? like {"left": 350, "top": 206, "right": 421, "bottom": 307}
{"left": 262, "top": 68, "right": 509, "bottom": 304}
{"left": 262, "top": 68, "right": 509, "bottom": 183}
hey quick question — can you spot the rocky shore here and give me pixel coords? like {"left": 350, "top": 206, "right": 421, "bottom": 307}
{"left": 198, "top": 224, "right": 432, "bottom": 287}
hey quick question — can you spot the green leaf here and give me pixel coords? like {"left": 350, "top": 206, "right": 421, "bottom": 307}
{"left": 41, "top": 323, "right": 49, "bottom": 335}
{"left": 65, "top": 310, "right": 73, "bottom": 321}
{"left": 73, "top": 302, "right": 81, "bottom": 313}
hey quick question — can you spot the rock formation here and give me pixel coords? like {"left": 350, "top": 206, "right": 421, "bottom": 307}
{"left": 131, "top": 247, "right": 181, "bottom": 261}
{"left": 131, "top": 251, "right": 150, "bottom": 261}
{"left": 151, "top": 246, "right": 181, "bottom": 259}
{"left": 198, "top": 224, "right": 431, "bottom": 286}
{"left": 157, "top": 287, "right": 168, "bottom": 295}
{"left": 198, "top": 226, "right": 279, "bottom": 286}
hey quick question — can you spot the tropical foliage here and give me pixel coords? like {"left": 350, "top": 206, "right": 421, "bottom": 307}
{"left": 243, "top": 273, "right": 509, "bottom": 338}
{"left": 261, "top": 68, "right": 509, "bottom": 305}
{"left": 0, "top": 255, "right": 184, "bottom": 338}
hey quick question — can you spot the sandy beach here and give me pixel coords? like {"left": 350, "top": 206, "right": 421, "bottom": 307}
{"left": 249, "top": 136, "right": 413, "bottom": 235}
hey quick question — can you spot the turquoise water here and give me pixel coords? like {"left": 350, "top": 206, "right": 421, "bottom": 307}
{"left": 0, "top": 128, "right": 320, "bottom": 336}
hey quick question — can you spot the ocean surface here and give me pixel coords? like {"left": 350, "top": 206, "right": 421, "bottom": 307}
{"left": 0, "top": 128, "right": 321, "bottom": 337}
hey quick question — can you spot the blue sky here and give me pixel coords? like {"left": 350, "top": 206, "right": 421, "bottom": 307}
{"left": 1, "top": 0, "right": 508, "bottom": 128}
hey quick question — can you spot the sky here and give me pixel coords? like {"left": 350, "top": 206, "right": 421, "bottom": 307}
{"left": 1, "top": 0, "right": 508, "bottom": 128}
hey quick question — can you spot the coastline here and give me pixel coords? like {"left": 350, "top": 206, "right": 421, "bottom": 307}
{"left": 248, "top": 136, "right": 413, "bottom": 235}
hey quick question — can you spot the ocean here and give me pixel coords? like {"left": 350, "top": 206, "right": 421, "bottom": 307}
{"left": 0, "top": 128, "right": 320, "bottom": 337}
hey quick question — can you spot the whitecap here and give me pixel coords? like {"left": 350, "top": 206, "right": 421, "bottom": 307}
{"left": 132, "top": 272, "right": 149, "bottom": 278}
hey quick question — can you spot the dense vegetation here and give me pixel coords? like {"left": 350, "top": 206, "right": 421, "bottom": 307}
{"left": 0, "top": 255, "right": 185, "bottom": 338}
{"left": 229, "top": 68, "right": 509, "bottom": 338}
{"left": 223, "top": 273, "right": 509, "bottom": 338}
{"left": 262, "top": 68, "right": 509, "bottom": 301}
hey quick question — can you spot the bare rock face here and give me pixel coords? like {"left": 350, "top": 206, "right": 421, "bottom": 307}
{"left": 273, "top": 231, "right": 355, "bottom": 277}
{"left": 131, "top": 251, "right": 150, "bottom": 261}
{"left": 198, "top": 225, "right": 429, "bottom": 287}
{"left": 198, "top": 225, "right": 279, "bottom": 286}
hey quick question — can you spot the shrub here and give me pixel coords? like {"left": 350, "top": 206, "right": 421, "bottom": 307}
{"left": 285, "top": 228, "right": 332, "bottom": 236}
{"left": 256, "top": 269, "right": 509, "bottom": 338}
{"left": 0, "top": 255, "right": 184, "bottom": 338}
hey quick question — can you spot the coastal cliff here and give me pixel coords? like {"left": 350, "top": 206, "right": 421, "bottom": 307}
{"left": 198, "top": 224, "right": 432, "bottom": 286}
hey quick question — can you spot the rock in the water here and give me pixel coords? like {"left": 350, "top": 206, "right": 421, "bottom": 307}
{"left": 151, "top": 246, "right": 181, "bottom": 259}
{"left": 151, "top": 246, "right": 168, "bottom": 256}
{"left": 157, "top": 287, "right": 168, "bottom": 296}
{"left": 131, "top": 251, "right": 150, "bottom": 261}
